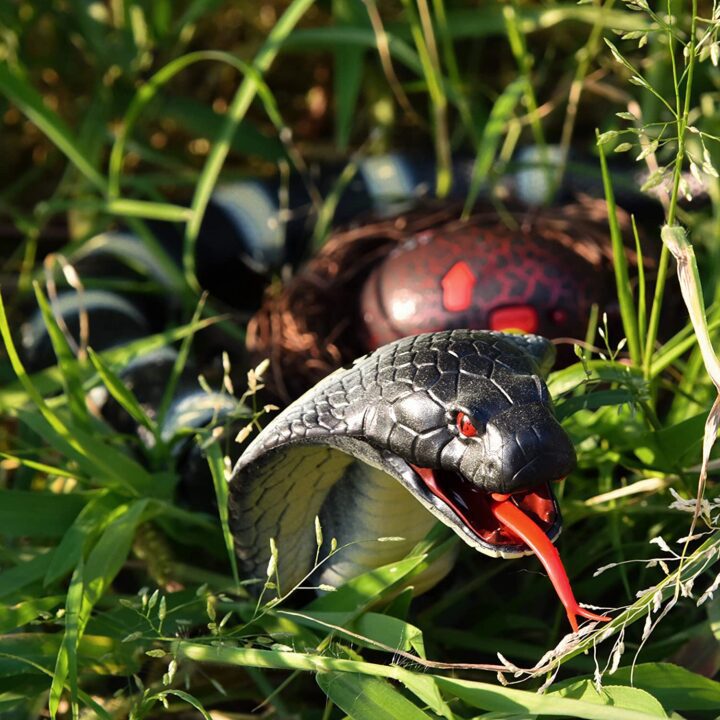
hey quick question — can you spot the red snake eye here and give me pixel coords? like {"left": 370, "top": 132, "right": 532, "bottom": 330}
{"left": 456, "top": 411, "right": 478, "bottom": 437}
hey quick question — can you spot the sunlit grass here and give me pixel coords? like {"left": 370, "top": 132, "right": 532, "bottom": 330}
{"left": 1, "top": 0, "right": 720, "bottom": 717}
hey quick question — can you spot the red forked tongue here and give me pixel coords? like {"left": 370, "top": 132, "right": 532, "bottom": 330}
{"left": 489, "top": 492, "right": 611, "bottom": 633}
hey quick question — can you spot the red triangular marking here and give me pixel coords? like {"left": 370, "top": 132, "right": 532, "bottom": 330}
{"left": 441, "top": 261, "right": 476, "bottom": 312}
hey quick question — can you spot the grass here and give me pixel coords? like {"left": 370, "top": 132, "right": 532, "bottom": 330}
{"left": 2, "top": 0, "right": 720, "bottom": 717}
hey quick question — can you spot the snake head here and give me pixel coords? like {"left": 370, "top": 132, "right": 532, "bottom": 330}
{"left": 363, "top": 331, "right": 575, "bottom": 559}
{"left": 230, "top": 329, "right": 603, "bottom": 628}
{"left": 448, "top": 398, "right": 576, "bottom": 494}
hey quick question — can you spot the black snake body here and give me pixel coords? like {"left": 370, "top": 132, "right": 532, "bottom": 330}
{"left": 229, "top": 330, "right": 576, "bottom": 592}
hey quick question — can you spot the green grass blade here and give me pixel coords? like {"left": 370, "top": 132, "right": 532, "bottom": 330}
{"left": 433, "top": 0, "right": 478, "bottom": 145}
{"left": 0, "top": 63, "right": 105, "bottom": 191}
{"left": 177, "top": 641, "right": 666, "bottom": 719}
{"left": 0, "top": 314, "right": 224, "bottom": 411}
{"left": 50, "top": 499, "right": 148, "bottom": 717}
{"left": 0, "top": 596, "right": 64, "bottom": 634}
{"left": 176, "top": 640, "right": 401, "bottom": 678}
{"left": 20, "top": 407, "right": 159, "bottom": 495}
{"left": 434, "top": 676, "right": 666, "bottom": 719}
{"left": 332, "top": 0, "right": 367, "bottom": 150}
{"left": 0, "top": 289, "right": 80, "bottom": 439}
{"left": 0, "top": 639, "right": 115, "bottom": 720}
{"left": 14, "top": 409, "right": 154, "bottom": 496}
{"left": 173, "top": 0, "right": 225, "bottom": 31}
{"left": 308, "top": 527, "right": 456, "bottom": 613}
{"left": 401, "top": 674, "right": 453, "bottom": 720}
{"left": 649, "top": 309, "right": 720, "bottom": 378}
{"left": 504, "top": 2, "right": 550, "bottom": 195}
{"left": 282, "top": 610, "right": 427, "bottom": 658}
{"left": 147, "top": 690, "right": 213, "bottom": 719}
{"left": 87, "top": 347, "right": 157, "bottom": 433}
{"left": 157, "top": 95, "right": 284, "bottom": 161}
{"left": 104, "top": 198, "right": 193, "bottom": 222}
{"left": 49, "top": 558, "right": 83, "bottom": 719}
{"left": 205, "top": 441, "right": 241, "bottom": 591}
{"left": 157, "top": 293, "right": 207, "bottom": 428}
{"left": 433, "top": 4, "right": 648, "bottom": 38}
{"left": 462, "top": 78, "right": 525, "bottom": 218}
{"left": 0, "top": 490, "right": 86, "bottom": 540}
{"left": 597, "top": 137, "right": 641, "bottom": 364}
{"left": 311, "top": 160, "right": 358, "bottom": 251}
{"left": 43, "top": 492, "right": 119, "bottom": 587}
{"left": 32, "top": 282, "right": 90, "bottom": 428}
{"left": 600, "top": 663, "right": 720, "bottom": 713}
{"left": 0, "top": 552, "right": 54, "bottom": 601}
{"left": 109, "top": 50, "right": 291, "bottom": 198}
{"left": 555, "top": 388, "right": 635, "bottom": 421}
{"left": 549, "top": 677, "right": 677, "bottom": 717}
{"left": 632, "top": 215, "right": 647, "bottom": 359}
{"left": 284, "top": 26, "right": 425, "bottom": 76}
{"left": 318, "top": 672, "right": 433, "bottom": 720}
{"left": 183, "top": 0, "right": 316, "bottom": 288}
{"left": 583, "top": 302, "right": 600, "bottom": 361}
{"left": 82, "top": 500, "right": 150, "bottom": 612}
{"left": 0, "top": 293, "right": 152, "bottom": 494}
{"left": 65, "top": 0, "right": 111, "bottom": 66}
{"left": 548, "top": 359, "right": 644, "bottom": 396}
{"left": 401, "top": 0, "right": 452, "bottom": 197}
{"left": 0, "top": 451, "right": 82, "bottom": 480}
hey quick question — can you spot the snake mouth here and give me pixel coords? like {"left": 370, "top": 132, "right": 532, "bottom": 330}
{"left": 404, "top": 461, "right": 611, "bottom": 632}
{"left": 409, "top": 464, "right": 561, "bottom": 558}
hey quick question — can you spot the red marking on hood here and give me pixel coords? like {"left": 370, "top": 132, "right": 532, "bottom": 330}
{"left": 489, "top": 304, "right": 539, "bottom": 333}
{"left": 441, "top": 261, "right": 476, "bottom": 312}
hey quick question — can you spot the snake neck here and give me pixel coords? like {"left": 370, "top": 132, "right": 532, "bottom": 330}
{"left": 313, "top": 462, "right": 457, "bottom": 594}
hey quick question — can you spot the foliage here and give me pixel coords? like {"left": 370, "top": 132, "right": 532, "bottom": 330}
{"left": 2, "top": 0, "right": 720, "bottom": 718}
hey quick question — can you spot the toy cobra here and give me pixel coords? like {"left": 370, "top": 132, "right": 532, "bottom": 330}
{"left": 229, "top": 329, "right": 610, "bottom": 631}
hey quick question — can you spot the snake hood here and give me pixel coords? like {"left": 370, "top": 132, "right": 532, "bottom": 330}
{"left": 230, "top": 330, "right": 576, "bottom": 593}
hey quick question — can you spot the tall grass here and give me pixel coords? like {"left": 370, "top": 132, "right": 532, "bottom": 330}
{"left": 1, "top": 0, "right": 720, "bottom": 717}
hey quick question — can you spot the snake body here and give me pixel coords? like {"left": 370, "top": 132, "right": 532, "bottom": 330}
{"left": 229, "top": 329, "right": 576, "bottom": 593}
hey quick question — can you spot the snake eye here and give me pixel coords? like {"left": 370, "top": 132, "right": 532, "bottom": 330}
{"left": 456, "top": 411, "right": 478, "bottom": 438}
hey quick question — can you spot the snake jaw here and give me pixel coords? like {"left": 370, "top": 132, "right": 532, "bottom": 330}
{"left": 401, "top": 460, "right": 562, "bottom": 559}
{"left": 404, "top": 460, "right": 610, "bottom": 633}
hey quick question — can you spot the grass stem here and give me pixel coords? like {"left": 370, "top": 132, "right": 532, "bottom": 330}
{"left": 644, "top": 0, "right": 699, "bottom": 378}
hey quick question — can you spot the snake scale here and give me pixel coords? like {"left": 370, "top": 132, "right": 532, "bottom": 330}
{"left": 228, "top": 329, "right": 585, "bottom": 604}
